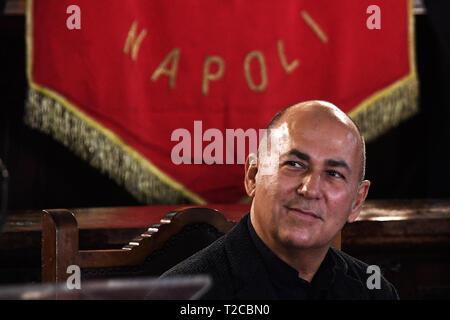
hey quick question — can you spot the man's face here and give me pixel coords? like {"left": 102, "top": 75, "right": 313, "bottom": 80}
{"left": 247, "top": 106, "right": 370, "bottom": 251}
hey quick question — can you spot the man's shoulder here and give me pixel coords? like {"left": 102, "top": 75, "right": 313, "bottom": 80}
{"left": 161, "top": 213, "right": 251, "bottom": 278}
{"left": 161, "top": 234, "right": 228, "bottom": 277}
{"left": 330, "top": 248, "right": 400, "bottom": 299}
{"left": 332, "top": 247, "right": 370, "bottom": 272}
{"left": 160, "top": 230, "right": 238, "bottom": 299}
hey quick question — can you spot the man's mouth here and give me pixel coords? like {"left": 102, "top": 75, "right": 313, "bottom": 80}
{"left": 285, "top": 206, "right": 322, "bottom": 220}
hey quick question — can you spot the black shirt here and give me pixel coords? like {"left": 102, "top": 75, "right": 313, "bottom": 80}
{"left": 162, "top": 213, "right": 399, "bottom": 300}
{"left": 247, "top": 215, "right": 337, "bottom": 299}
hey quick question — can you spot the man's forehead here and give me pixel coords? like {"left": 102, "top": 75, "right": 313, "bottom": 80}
{"left": 281, "top": 133, "right": 359, "bottom": 163}
{"left": 259, "top": 100, "right": 365, "bottom": 180}
{"left": 282, "top": 102, "right": 354, "bottom": 129}
{"left": 274, "top": 102, "right": 360, "bottom": 145}
{"left": 266, "top": 107, "right": 360, "bottom": 161}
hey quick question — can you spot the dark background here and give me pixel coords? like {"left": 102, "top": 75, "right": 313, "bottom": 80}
{"left": 1, "top": 1, "right": 450, "bottom": 211}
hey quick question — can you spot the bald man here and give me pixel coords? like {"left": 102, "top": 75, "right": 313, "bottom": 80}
{"left": 161, "top": 101, "right": 399, "bottom": 300}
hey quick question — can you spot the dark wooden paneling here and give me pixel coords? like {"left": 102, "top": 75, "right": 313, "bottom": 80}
{"left": 1, "top": 201, "right": 449, "bottom": 299}
{"left": 342, "top": 199, "right": 450, "bottom": 299}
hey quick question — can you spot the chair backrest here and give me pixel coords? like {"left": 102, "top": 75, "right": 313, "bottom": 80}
{"left": 42, "top": 207, "right": 341, "bottom": 284}
{"left": 41, "top": 207, "right": 235, "bottom": 283}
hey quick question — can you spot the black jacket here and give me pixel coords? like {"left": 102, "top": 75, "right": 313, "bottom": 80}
{"left": 161, "top": 214, "right": 399, "bottom": 300}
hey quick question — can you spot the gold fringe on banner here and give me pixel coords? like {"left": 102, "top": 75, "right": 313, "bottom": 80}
{"left": 25, "top": 0, "right": 418, "bottom": 205}
{"left": 25, "top": 0, "right": 207, "bottom": 205}
{"left": 239, "top": 69, "right": 419, "bottom": 204}
{"left": 350, "top": 75, "right": 419, "bottom": 142}
{"left": 24, "top": 72, "right": 418, "bottom": 205}
{"left": 24, "top": 88, "right": 200, "bottom": 205}
{"left": 350, "top": 0, "right": 418, "bottom": 142}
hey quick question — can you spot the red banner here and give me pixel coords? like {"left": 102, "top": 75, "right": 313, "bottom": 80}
{"left": 26, "top": 0, "right": 417, "bottom": 204}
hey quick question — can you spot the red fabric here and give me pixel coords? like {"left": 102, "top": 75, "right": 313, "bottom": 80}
{"left": 30, "top": 0, "right": 411, "bottom": 203}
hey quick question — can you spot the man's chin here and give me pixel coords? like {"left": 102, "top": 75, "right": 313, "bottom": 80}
{"left": 280, "top": 233, "right": 317, "bottom": 250}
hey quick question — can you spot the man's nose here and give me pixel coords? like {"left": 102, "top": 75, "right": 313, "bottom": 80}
{"left": 297, "top": 172, "right": 321, "bottom": 199}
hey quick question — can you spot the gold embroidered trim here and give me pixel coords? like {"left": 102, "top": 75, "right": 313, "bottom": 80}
{"left": 349, "top": 0, "right": 418, "bottom": 142}
{"left": 350, "top": 75, "right": 419, "bottom": 142}
{"left": 26, "top": 0, "right": 207, "bottom": 205}
{"left": 24, "top": 88, "right": 197, "bottom": 205}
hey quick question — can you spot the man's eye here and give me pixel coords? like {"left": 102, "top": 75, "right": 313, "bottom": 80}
{"left": 285, "top": 161, "right": 304, "bottom": 168}
{"left": 327, "top": 170, "right": 344, "bottom": 179}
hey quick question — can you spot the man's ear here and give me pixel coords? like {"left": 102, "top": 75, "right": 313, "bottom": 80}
{"left": 244, "top": 153, "right": 258, "bottom": 198}
{"left": 347, "top": 180, "right": 370, "bottom": 223}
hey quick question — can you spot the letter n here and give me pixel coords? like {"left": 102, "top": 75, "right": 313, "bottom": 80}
{"left": 66, "top": 265, "right": 81, "bottom": 289}
{"left": 66, "top": 5, "right": 81, "bottom": 30}
{"left": 123, "top": 21, "right": 148, "bottom": 61}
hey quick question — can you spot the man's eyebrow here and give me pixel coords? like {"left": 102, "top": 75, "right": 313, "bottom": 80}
{"left": 284, "top": 149, "right": 310, "bottom": 161}
{"left": 325, "top": 159, "right": 351, "bottom": 172}
{"left": 283, "top": 149, "right": 351, "bottom": 173}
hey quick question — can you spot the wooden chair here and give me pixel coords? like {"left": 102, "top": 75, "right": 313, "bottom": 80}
{"left": 41, "top": 207, "right": 235, "bottom": 283}
{"left": 42, "top": 207, "right": 341, "bottom": 284}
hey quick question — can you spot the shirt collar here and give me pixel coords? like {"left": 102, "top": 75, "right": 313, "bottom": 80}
{"left": 247, "top": 214, "right": 337, "bottom": 292}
